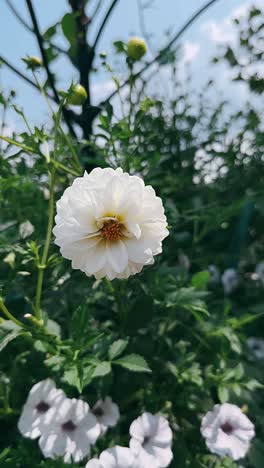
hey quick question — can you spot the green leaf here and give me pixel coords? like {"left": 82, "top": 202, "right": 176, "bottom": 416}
{"left": 0, "top": 320, "right": 21, "bottom": 333}
{"left": 82, "top": 366, "right": 94, "bottom": 387}
{"left": 45, "top": 319, "right": 61, "bottom": 338}
{"left": 233, "top": 363, "right": 244, "bottom": 380}
{"left": 92, "top": 361, "right": 112, "bottom": 378}
{"left": 108, "top": 339, "right": 129, "bottom": 360}
{"left": 139, "top": 97, "right": 157, "bottom": 113}
{"left": 218, "top": 385, "right": 229, "bottom": 403}
{"left": 113, "top": 40, "right": 126, "bottom": 54}
{"left": 99, "top": 114, "right": 110, "bottom": 131}
{"left": 232, "top": 383, "right": 242, "bottom": 396}
{"left": 61, "top": 13, "right": 77, "bottom": 45}
{"left": 167, "top": 362, "right": 178, "bottom": 378}
{"left": 44, "top": 355, "right": 65, "bottom": 371}
{"left": 166, "top": 287, "right": 210, "bottom": 320}
{"left": 249, "top": 7, "right": 261, "bottom": 19}
{"left": 224, "top": 47, "right": 238, "bottom": 67}
{"left": 0, "top": 322, "right": 23, "bottom": 352}
{"left": 43, "top": 24, "right": 57, "bottom": 41}
{"left": 114, "top": 354, "right": 151, "bottom": 373}
{"left": 191, "top": 271, "right": 210, "bottom": 289}
{"left": 245, "top": 379, "right": 264, "bottom": 391}
{"left": 63, "top": 366, "right": 82, "bottom": 393}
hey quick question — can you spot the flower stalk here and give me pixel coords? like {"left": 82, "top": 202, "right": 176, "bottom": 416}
{"left": 0, "top": 299, "right": 24, "bottom": 328}
{"left": 35, "top": 169, "right": 55, "bottom": 320}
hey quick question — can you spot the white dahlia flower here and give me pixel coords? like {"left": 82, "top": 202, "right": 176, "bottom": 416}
{"left": 18, "top": 379, "right": 66, "bottom": 439}
{"left": 53, "top": 168, "right": 168, "bottom": 280}
{"left": 39, "top": 398, "right": 100, "bottom": 463}
{"left": 85, "top": 446, "right": 135, "bottom": 468}
{"left": 201, "top": 403, "right": 255, "bottom": 460}
{"left": 221, "top": 268, "right": 239, "bottom": 295}
{"left": 92, "top": 396, "right": 120, "bottom": 435}
{"left": 129, "top": 412, "right": 173, "bottom": 467}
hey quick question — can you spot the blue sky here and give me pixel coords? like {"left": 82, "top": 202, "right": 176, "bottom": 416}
{"left": 0, "top": 0, "right": 256, "bottom": 129}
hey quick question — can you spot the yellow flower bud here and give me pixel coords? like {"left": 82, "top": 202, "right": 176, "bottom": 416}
{"left": 127, "top": 37, "right": 147, "bottom": 61}
{"left": 22, "top": 56, "right": 43, "bottom": 70}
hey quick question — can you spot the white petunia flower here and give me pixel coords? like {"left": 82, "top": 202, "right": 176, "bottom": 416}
{"left": 53, "top": 168, "right": 168, "bottom": 280}
{"left": 39, "top": 398, "right": 100, "bottom": 463}
{"left": 129, "top": 412, "right": 173, "bottom": 467}
{"left": 221, "top": 268, "right": 239, "bottom": 295}
{"left": 18, "top": 379, "right": 66, "bottom": 439}
{"left": 255, "top": 262, "right": 264, "bottom": 285}
{"left": 201, "top": 403, "right": 255, "bottom": 460}
{"left": 19, "top": 220, "right": 34, "bottom": 239}
{"left": 85, "top": 446, "right": 135, "bottom": 468}
{"left": 247, "top": 337, "right": 264, "bottom": 359}
{"left": 92, "top": 396, "right": 120, "bottom": 435}
{"left": 208, "top": 265, "right": 220, "bottom": 284}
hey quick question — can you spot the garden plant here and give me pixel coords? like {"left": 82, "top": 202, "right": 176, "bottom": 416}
{"left": 0, "top": 1, "right": 264, "bottom": 467}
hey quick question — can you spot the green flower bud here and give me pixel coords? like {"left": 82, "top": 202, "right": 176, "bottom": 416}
{"left": 127, "top": 37, "right": 147, "bottom": 61}
{"left": 22, "top": 55, "right": 43, "bottom": 70}
{"left": 24, "top": 313, "right": 44, "bottom": 327}
{"left": 67, "top": 84, "right": 88, "bottom": 106}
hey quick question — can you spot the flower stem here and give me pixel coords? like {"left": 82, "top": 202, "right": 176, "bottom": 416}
{"left": 0, "top": 299, "right": 24, "bottom": 327}
{"left": 34, "top": 90, "right": 63, "bottom": 320}
{"left": 33, "top": 72, "right": 81, "bottom": 172}
{"left": 35, "top": 170, "right": 55, "bottom": 320}
{"left": 33, "top": 71, "right": 54, "bottom": 115}
{"left": 125, "top": 62, "right": 135, "bottom": 172}
{"left": 50, "top": 158, "right": 80, "bottom": 177}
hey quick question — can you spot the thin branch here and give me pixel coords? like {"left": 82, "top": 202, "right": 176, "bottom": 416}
{"left": 99, "top": 0, "right": 221, "bottom": 108}
{"left": 6, "top": 0, "right": 32, "bottom": 32}
{"left": 25, "top": 0, "right": 60, "bottom": 102}
{"left": 137, "top": 0, "right": 152, "bottom": 47}
{"left": 0, "top": 54, "right": 53, "bottom": 100}
{"left": 90, "top": 0, "right": 104, "bottom": 21}
{"left": 25, "top": 0, "right": 76, "bottom": 136}
{"left": 93, "top": 0, "right": 120, "bottom": 51}
{"left": 0, "top": 55, "right": 80, "bottom": 129}
{"left": 69, "top": 0, "right": 93, "bottom": 138}
{"left": 137, "top": 0, "right": 168, "bottom": 94}
{"left": 6, "top": 0, "right": 67, "bottom": 55}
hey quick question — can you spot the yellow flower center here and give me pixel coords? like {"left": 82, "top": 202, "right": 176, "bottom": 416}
{"left": 100, "top": 219, "right": 124, "bottom": 241}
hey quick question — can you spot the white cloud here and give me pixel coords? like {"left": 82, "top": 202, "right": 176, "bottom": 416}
{"left": 0, "top": 123, "right": 15, "bottom": 137}
{"left": 91, "top": 80, "right": 116, "bottom": 104}
{"left": 201, "top": 19, "right": 236, "bottom": 45}
{"left": 182, "top": 41, "right": 200, "bottom": 63}
{"left": 232, "top": 2, "right": 251, "bottom": 19}
{"left": 201, "top": 0, "right": 263, "bottom": 45}
{"left": 0, "top": 122, "right": 16, "bottom": 151}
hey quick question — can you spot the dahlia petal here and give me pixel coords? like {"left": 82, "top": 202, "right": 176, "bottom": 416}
{"left": 126, "top": 237, "right": 153, "bottom": 263}
{"left": 106, "top": 240, "right": 128, "bottom": 273}
{"left": 125, "top": 221, "right": 141, "bottom": 239}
